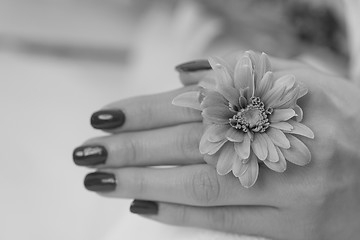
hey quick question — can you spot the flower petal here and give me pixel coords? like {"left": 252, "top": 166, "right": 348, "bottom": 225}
{"left": 258, "top": 52, "right": 272, "bottom": 81}
{"left": 202, "top": 106, "right": 233, "bottom": 124}
{"left": 255, "top": 71, "right": 273, "bottom": 96}
{"left": 282, "top": 134, "right": 311, "bottom": 166}
{"left": 251, "top": 133, "right": 268, "bottom": 161}
{"left": 199, "top": 137, "right": 227, "bottom": 155}
{"left": 261, "top": 84, "right": 286, "bottom": 108}
{"left": 232, "top": 156, "right": 249, "bottom": 177}
{"left": 201, "top": 91, "right": 228, "bottom": 109}
{"left": 209, "top": 57, "right": 233, "bottom": 87}
{"left": 216, "top": 84, "right": 240, "bottom": 107}
{"left": 172, "top": 91, "right": 202, "bottom": 111}
{"left": 270, "top": 109, "right": 297, "bottom": 122}
{"left": 262, "top": 133, "right": 279, "bottom": 162}
{"left": 270, "top": 122, "right": 294, "bottom": 131}
{"left": 294, "top": 104, "right": 303, "bottom": 122}
{"left": 273, "top": 74, "right": 296, "bottom": 91}
{"left": 234, "top": 56, "right": 254, "bottom": 92}
{"left": 234, "top": 135, "right": 251, "bottom": 159}
{"left": 207, "top": 125, "right": 230, "bottom": 142}
{"left": 217, "top": 142, "right": 237, "bottom": 175}
{"left": 286, "top": 120, "right": 314, "bottom": 139}
{"left": 263, "top": 147, "right": 286, "bottom": 172}
{"left": 267, "top": 127, "right": 291, "bottom": 149}
{"left": 209, "top": 56, "right": 234, "bottom": 79}
{"left": 239, "top": 153, "right": 259, "bottom": 188}
{"left": 271, "top": 87, "right": 300, "bottom": 109}
{"left": 226, "top": 127, "right": 245, "bottom": 142}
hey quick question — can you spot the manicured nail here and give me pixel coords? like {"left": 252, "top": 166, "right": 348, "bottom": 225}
{"left": 91, "top": 109, "right": 126, "bottom": 130}
{"left": 130, "top": 200, "right": 158, "bottom": 215}
{"left": 175, "top": 60, "right": 212, "bottom": 72}
{"left": 73, "top": 145, "right": 107, "bottom": 166}
{"left": 84, "top": 172, "right": 116, "bottom": 192}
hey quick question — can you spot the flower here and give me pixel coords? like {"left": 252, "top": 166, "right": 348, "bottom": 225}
{"left": 173, "top": 51, "right": 314, "bottom": 188}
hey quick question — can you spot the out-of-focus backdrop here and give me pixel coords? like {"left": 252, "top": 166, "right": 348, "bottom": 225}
{"left": 0, "top": 0, "right": 354, "bottom": 240}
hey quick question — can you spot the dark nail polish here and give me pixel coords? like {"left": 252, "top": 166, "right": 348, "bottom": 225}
{"left": 84, "top": 172, "right": 116, "bottom": 192}
{"left": 130, "top": 200, "right": 158, "bottom": 215}
{"left": 91, "top": 109, "right": 126, "bottom": 130}
{"left": 73, "top": 145, "right": 107, "bottom": 166}
{"left": 175, "top": 60, "right": 212, "bottom": 73}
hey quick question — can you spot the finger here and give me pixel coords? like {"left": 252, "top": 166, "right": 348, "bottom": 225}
{"left": 74, "top": 123, "right": 204, "bottom": 168}
{"left": 87, "top": 165, "right": 282, "bottom": 207}
{"left": 175, "top": 54, "right": 305, "bottom": 86}
{"left": 91, "top": 86, "right": 202, "bottom": 133}
{"left": 175, "top": 60, "right": 212, "bottom": 86}
{"left": 130, "top": 200, "right": 279, "bottom": 239}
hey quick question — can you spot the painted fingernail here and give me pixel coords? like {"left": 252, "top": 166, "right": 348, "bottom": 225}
{"left": 84, "top": 172, "right": 116, "bottom": 192}
{"left": 73, "top": 145, "right": 107, "bottom": 166}
{"left": 91, "top": 109, "right": 126, "bottom": 130}
{"left": 130, "top": 200, "right": 158, "bottom": 215}
{"left": 175, "top": 60, "right": 212, "bottom": 72}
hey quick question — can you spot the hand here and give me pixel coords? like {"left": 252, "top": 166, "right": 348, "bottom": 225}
{"left": 73, "top": 56, "right": 360, "bottom": 240}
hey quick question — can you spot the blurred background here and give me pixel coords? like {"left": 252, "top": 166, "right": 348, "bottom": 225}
{"left": 0, "top": 0, "right": 354, "bottom": 239}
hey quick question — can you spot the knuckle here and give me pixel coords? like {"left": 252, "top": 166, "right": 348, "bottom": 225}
{"left": 118, "top": 137, "right": 138, "bottom": 166}
{"left": 186, "top": 167, "right": 220, "bottom": 205}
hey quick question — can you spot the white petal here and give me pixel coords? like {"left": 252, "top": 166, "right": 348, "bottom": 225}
{"left": 270, "top": 109, "right": 297, "bottom": 122}
{"left": 234, "top": 57, "right": 253, "bottom": 91}
{"left": 232, "top": 156, "right": 249, "bottom": 177}
{"left": 201, "top": 91, "right": 228, "bottom": 109}
{"left": 294, "top": 104, "right": 304, "bottom": 122}
{"left": 258, "top": 52, "right": 272, "bottom": 80}
{"left": 270, "top": 122, "right": 294, "bottom": 131}
{"left": 251, "top": 133, "right": 268, "bottom": 161}
{"left": 216, "top": 84, "right": 240, "bottom": 107}
{"left": 202, "top": 106, "right": 233, "bottom": 124}
{"left": 273, "top": 75, "right": 296, "bottom": 91}
{"left": 172, "top": 91, "right": 202, "bottom": 111}
{"left": 267, "top": 127, "right": 291, "bottom": 149}
{"left": 255, "top": 71, "right": 273, "bottom": 96}
{"left": 263, "top": 147, "right": 286, "bottom": 172}
{"left": 217, "top": 142, "right": 237, "bottom": 175}
{"left": 261, "top": 84, "right": 286, "bottom": 108}
{"left": 239, "top": 153, "right": 259, "bottom": 188}
{"left": 205, "top": 125, "right": 229, "bottom": 142}
{"left": 226, "top": 127, "right": 245, "bottom": 142}
{"left": 199, "top": 135, "right": 227, "bottom": 155}
{"left": 298, "top": 81, "right": 308, "bottom": 98}
{"left": 286, "top": 120, "right": 315, "bottom": 139}
{"left": 263, "top": 133, "right": 279, "bottom": 162}
{"left": 209, "top": 57, "right": 233, "bottom": 87}
{"left": 271, "top": 87, "right": 300, "bottom": 109}
{"left": 234, "top": 135, "right": 251, "bottom": 159}
{"left": 208, "top": 56, "right": 234, "bottom": 78}
{"left": 282, "top": 134, "right": 311, "bottom": 166}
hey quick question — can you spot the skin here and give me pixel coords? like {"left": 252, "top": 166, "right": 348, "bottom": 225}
{"left": 79, "top": 57, "right": 360, "bottom": 240}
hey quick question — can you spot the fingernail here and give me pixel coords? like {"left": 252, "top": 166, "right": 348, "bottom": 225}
{"left": 73, "top": 145, "right": 107, "bottom": 166}
{"left": 130, "top": 200, "right": 158, "bottom": 215}
{"left": 91, "top": 109, "right": 126, "bottom": 130}
{"left": 84, "top": 172, "right": 116, "bottom": 192}
{"left": 175, "top": 60, "right": 212, "bottom": 73}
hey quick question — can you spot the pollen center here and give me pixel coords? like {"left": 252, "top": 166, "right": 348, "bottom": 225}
{"left": 229, "top": 97, "right": 273, "bottom": 133}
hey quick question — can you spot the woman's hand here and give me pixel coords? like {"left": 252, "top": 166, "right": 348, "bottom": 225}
{"left": 73, "top": 57, "right": 360, "bottom": 240}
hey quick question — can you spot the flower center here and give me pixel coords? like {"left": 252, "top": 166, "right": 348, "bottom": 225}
{"left": 229, "top": 97, "right": 273, "bottom": 133}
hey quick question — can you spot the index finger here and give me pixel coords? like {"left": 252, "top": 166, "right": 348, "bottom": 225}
{"left": 91, "top": 86, "right": 202, "bottom": 133}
